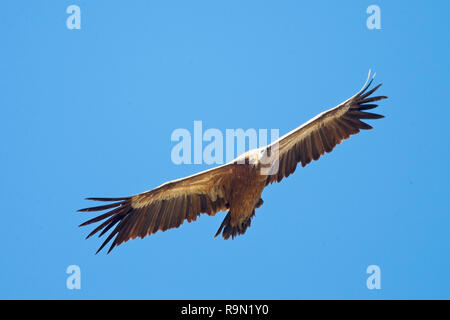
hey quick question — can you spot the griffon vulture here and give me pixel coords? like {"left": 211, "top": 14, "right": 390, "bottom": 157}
{"left": 78, "top": 72, "right": 387, "bottom": 253}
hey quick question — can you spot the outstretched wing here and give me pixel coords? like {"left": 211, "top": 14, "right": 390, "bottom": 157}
{"left": 79, "top": 164, "right": 234, "bottom": 254}
{"left": 264, "top": 72, "right": 387, "bottom": 185}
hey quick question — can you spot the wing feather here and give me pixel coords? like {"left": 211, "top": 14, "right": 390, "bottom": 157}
{"left": 265, "top": 72, "right": 387, "bottom": 185}
{"left": 79, "top": 164, "right": 233, "bottom": 253}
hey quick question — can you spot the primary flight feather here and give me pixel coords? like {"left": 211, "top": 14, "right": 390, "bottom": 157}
{"left": 78, "top": 72, "right": 387, "bottom": 254}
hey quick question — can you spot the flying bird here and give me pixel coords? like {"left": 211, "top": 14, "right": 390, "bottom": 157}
{"left": 79, "top": 72, "right": 387, "bottom": 254}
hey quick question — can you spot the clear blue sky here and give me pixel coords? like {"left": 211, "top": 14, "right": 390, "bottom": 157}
{"left": 1, "top": 1, "right": 449, "bottom": 299}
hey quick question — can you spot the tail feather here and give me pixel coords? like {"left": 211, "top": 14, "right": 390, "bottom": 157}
{"left": 214, "top": 211, "right": 255, "bottom": 240}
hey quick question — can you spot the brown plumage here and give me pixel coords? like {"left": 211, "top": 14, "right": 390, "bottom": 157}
{"left": 78, "top": 72, "right": 387, "bottom": 254}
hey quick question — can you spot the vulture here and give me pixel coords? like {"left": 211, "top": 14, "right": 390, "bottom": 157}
{"left": 78, "top": 72, "right": 387, "bottom": 254}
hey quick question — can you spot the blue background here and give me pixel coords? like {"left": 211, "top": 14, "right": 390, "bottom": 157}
{"left": 1, "top": 1, "right": 449, "bottom": 299}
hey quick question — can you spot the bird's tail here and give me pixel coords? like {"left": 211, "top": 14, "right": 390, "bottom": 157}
{"left": 214, "top": 211, "right": 255, "bottom": 240}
